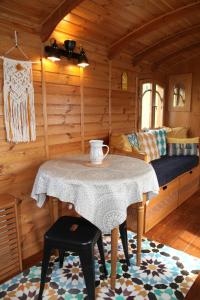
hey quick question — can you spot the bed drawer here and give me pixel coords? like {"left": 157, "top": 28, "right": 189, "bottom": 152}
{"left": 145, "top": 178, "right": 179, "bottom": 232}
{"left": 178, "top": 166, "right": 199, "bottom": 206}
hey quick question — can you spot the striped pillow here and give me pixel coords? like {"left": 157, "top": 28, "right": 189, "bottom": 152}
{"left": 167, "top": 137, "right": 199, "bottom": 156}
{"left": 137, "top": 132, "right": 160, "bottom": 162}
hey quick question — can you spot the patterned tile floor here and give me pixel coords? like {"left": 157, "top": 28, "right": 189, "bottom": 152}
{"left": 1, "top": 232, "right": 200, "bottom": 300}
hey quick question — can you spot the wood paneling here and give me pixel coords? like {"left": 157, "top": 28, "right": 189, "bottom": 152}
{"left": 166, "top": 55, "right": 200, "bottom": 137}
{"left": 0, "top": 14, "right": 140, "bottom": 261}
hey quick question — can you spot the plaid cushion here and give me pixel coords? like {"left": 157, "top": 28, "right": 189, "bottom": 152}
{"left": 150, "top": 129, "right": 167, "bottom": 156}
{"left": 127, "top": 133, "right": 139, "bottom": 150}
{"left": 168, "top": 143, "right": 199, "bottom": 156}
{"left": 137, "top": 132, "right": 160, "bottom": 162}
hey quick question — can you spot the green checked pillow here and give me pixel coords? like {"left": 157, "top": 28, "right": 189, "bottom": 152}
{"left": 167, "top": 137, "right": 199, "bottom": 156}
{"left": 150, "top": 129, "right": 167, "bottom": 156}
{"left": 127, "top": 133, "right": 139, "bottom": 150}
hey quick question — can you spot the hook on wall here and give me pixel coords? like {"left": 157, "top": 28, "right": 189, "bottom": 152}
{"left": 3, "top": 31, "right": 29, "bottom": 60}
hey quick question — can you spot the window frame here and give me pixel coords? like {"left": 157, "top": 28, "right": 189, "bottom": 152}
{"left": 138, "top": 79, "right": 165, "bottom": 130}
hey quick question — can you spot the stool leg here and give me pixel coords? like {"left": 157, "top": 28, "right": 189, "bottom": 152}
{"left": 59, "top": 250, "right": 65, "bottom": 268}
{"left": 97, "top": 235, "right": 108, "bottom": 276}
{"left": 79, "top": 248, "right": 95, "bottom": 300}
{"left": 38, "top": 244, "right": 52, "bottom": 300}
{"left": 119, "top": 221, "right": 130, "bottom": 266}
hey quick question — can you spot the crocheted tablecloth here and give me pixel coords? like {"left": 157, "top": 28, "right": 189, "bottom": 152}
{"left": 31, "top": 154, "right": 159, "bottom": 234}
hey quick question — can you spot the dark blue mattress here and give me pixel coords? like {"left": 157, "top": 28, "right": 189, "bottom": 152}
{"left": 151, "top": 155, "right": 199, "bottom": 187}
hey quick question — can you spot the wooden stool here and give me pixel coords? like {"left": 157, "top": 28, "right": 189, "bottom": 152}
{"left": 38, "top": 216, "right": 108, "bottom": 300}
{"left": 0, "top": 194, "right": 22, "bottom": 283}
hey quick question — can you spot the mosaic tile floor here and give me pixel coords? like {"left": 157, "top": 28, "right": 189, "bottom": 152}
{"left": 1, "top": 232, "right": 200, "bottom": 300}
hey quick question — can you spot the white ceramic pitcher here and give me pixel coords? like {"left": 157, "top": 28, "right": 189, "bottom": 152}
{"left": 89, "top": 140, "right": 109, "bottom": 164}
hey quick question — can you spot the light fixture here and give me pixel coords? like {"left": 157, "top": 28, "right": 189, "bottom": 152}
{"left": 45, "top": 39, "right": 61, "bottom": 62}
{"left": 44, "top": 39, "right": 89, "bottom": 67}
{"left": 77, "top": 48, "right": 89, "bottom": 68}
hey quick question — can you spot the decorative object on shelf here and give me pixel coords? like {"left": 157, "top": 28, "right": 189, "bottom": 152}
{"left": 45, "top": 38, "right": 89, "bottom": 68}
{"left": 1, "top": 31, "right": 36, "bottom": 143}
{"left": 121, "top": 71, "right": 128, "bottom": 91}
{"left": 168, "top": 73, "right": 192, "bottom": 112}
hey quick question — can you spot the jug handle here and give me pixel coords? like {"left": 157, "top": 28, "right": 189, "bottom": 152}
{"left": 102, "top": 145, "right": 109, "bottom": 159}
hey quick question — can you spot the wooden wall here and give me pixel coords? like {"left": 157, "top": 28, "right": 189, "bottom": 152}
{"left": 0, "top": 20, "right": 139, "bottom": 260}
{"left": 165, "top": 55, "right": 200, "bottom": 137}
{"left": 0, "top": 24, "right": 52, "bottom": 258}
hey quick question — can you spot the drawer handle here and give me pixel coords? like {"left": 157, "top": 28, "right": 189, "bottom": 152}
{"left": 189, "top": 170, "right": 193, "bottom": 174}
{"left": 163, "top": 185, "right": 168, "bottom": 190}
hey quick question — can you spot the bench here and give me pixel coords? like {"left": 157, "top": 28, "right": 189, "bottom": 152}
{"left": 110, "top": 130, "right": 200, "bottom": 233}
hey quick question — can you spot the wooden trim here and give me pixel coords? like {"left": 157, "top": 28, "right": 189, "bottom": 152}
{"left": 80, "top": 68, "right": 85, "bottom": 153}
{"left": 132, "top": 24, "right": 200, "bottom": 65}
{"left": 135, "top": 77, "right": 139, "bottom": 131}
{"left": 41, "top": 56, "right": 49, "bottom": 159}
{"left": 40, "top": 0, "right": 84, "bottom": 42}
{"left": 153, "top": 41, "right": 200, "bottom": 69}
{"left": 108, "top": 60, "right": 112, "bottom": 137}
{"left": 108, "top": 1, "right": 200, "bottom": 59}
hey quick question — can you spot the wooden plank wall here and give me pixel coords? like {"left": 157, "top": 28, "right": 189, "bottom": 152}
{"left": 165, "top": 56, "right": 200, "bottom": 137}
{"left": 0, "top": 25, "right": 53, "bottom": 258}
{"left": 0, "top": 22, "right": 138, "bottom": 260}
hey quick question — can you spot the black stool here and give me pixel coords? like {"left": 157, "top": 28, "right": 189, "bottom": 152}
{"left": 119, "top": 220, "right": 130, "bottom": 266}
{"left": 38, "top": 216, "right": 108, "bottom": 300}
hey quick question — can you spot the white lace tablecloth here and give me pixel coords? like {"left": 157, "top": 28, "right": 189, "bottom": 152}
{"left": 31, "top": 154, "right": 159, "bottom": 233}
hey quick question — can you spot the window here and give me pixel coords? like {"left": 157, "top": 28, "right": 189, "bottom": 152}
{"left": 139, "top": 80, "right": 165, "bottom": 130}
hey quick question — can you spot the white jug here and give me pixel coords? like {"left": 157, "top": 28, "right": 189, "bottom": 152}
{"left": 89, "top": 140, "right": 109, "bottom": 164}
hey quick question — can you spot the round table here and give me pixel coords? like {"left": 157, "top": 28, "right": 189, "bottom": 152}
{"left": 32, "top": 154, "right": 159, "bottom": 288}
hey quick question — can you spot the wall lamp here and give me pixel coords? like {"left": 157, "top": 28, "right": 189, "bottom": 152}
{"left": 44, "top": 39, "right": 89, "bottom": 68}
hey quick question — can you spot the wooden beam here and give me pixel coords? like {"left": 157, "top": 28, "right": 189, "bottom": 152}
{"left": 108, "top": 60, "right": 112, "bottom": 137}
{"left": 153, "top": 41, "right": 200, "bottom": 70}
{"left": 80, "top": 68, "right": 85, "bottom": 153}
{"left": 132, "top": 23, "right": 200, "bottom": 65}
{"left": 41, "top": 55, "right": 49, "bottom": 160}
{"left": 40, "top": 0, "right": 84, "bottom": 42}
{"left": 108, "top": 1, "right": 200, "bottom": 59}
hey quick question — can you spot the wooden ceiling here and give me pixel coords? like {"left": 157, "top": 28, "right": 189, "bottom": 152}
{"left": 1, "top": 0, "right": 200, "bottom": 69}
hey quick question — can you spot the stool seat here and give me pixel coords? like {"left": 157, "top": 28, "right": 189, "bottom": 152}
{"left": 45, "top": 216, "right": 101, "bottom": 247}
{"left": 38, "top": 216, "right": 107, "bottom": 300}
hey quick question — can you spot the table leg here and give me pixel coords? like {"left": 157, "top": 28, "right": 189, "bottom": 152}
{"left": 136, "top": 197, "right": 145, "bottom": 266}
{"left": 111, "top": 226, "right": 119, "bottom": 290}
{"left": 48, "top": 197, "right": 59, "bottom": 225}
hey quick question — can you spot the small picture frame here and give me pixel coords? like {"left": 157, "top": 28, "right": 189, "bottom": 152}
{"left": 168, "top": 73, "right": 192, "bottom": 112}
{"left": 121, "top": 72, "right": 128, "bottom": 91}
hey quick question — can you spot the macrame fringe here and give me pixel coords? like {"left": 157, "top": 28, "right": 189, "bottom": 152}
{"left": 3, "top": 57, "right": 36, "bottom": 143}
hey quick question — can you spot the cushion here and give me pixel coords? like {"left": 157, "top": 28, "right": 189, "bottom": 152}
{"left": 167, "top": 127, "right": 188, "bottom": 138}
{"left": 127, "top": 133, "right": 139, "bottom": 151}
{"left": 110, "top": 134, "right": 132, "bottom": 152}
{"left": 151, "top": 155, "right": 199, "bottom": 187}
{"left": 167, "top": 137, "right": 199, "bottom": 156}
{"left": 161, "top": 126, "right": 172, "bottom": 134}
{"left": 137, "top": 132, "right": 160, "bottom": 162}
{"left": 150, "top": 129, "right": 167, "bottom": 156}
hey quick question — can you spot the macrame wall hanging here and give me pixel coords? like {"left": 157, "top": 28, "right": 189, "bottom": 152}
{"left": 1, "top": 31, "right": 36, "bottom": 143}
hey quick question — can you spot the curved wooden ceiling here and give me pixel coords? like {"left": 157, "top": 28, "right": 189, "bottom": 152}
{"left": 1, "top": 0, "right": 200, "bottom": 69}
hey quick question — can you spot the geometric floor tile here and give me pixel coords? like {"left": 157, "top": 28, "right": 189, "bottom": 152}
{"left": 1, "top": 232, "right": 200, "bottom": 299}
